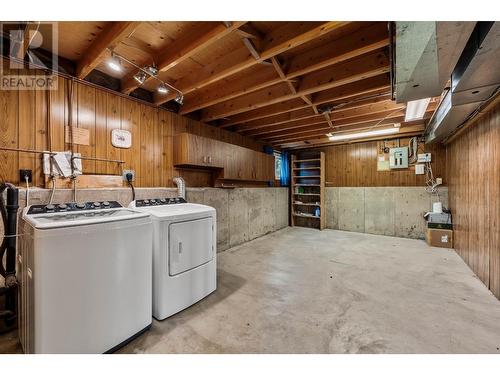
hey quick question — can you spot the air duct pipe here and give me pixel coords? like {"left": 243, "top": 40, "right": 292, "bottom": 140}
{"left": 173, "top": 177, "right": 186, "bottom": 200}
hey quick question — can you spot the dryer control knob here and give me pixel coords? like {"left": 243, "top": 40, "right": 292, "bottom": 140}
{"left": 102, "top": 201, "right": 110, "bottom": 207}
{"left": 45, "top": 204, "right": 55, "bottom": 211}
{"left": 143, "top": 200, "right": 150, "bottom": 205}
{"left": 58, "top": 204, "right": 67, "bottom": 210}
{"left": 150, "top": 199, "right": 156, "bottom": 204}
{"left": 76, "top": 203, "right": 86, "bottom": 209}
{"left": 93, "top": 202, "right": 101, "bottom": 208}
{"left": 160, "top": 198, "right": 167, "bottom": 204}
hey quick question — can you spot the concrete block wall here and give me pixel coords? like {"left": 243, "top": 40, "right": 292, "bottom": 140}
{"left": 325, "top": 187, "right": 449, "bottom": 239}
{"left": 0, "top": 187, "right": 289, "bottom": 254}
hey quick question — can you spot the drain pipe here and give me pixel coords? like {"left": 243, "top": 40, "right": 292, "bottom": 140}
{"left": 173, "top": 177, "right": 186, "bottom": 200}
{"left": 0, "top": 182, "right": 19, "bottom": 332}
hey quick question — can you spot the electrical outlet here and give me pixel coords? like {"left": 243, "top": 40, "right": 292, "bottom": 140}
{"left": 19, "top": 169, "right": 32, "bottom": 183}
{"left": 415, "top": 164, "right": 425, "bottom": 175}
{"left": 436, "top": 177, "right": 443, "bottom": 185}
{"left": 123, "top": 169, "right": 135, "bottom": 182}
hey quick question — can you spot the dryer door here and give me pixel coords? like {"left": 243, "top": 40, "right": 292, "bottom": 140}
{"left": 168, "top": 217, "right": 214, "bottom": 276}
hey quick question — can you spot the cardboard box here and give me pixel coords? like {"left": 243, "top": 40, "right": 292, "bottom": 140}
{"left": 426, "top": 228, "right": 453, "bottom": 249}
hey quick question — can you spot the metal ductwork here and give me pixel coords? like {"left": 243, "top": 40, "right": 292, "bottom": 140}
{"left": 425, "top": 22, "right": 500, "bottom": 143}
{"left": 395, "top": 21, "right": 476, "bottom": 103}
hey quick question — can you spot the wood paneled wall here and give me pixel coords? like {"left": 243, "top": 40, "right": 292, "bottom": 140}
{"left": 0, "top": 65, "right": 267, "bottom": 188}
{"left": 447, "top": 102, "right": 500, "bottom": 299}
{"left": 311, "top": 138, "right": 447, "bottom": 187}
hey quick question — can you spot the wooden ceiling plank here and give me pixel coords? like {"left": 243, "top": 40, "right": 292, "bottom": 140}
{"left": 218, "top": 76, "right": 390, "bottom": 127}
{"left": 155, "top": 21, "right": 348, "bottom": 105}
{"left": 180, "top": 23, "right": 388, "bottom": 114}
{"left": 200, "top": 50, "right": 390, "bottom": 122}
{"left": 286, "top": 22, "right": 389, "bottom": 79}
{"left": 122, "top": 21, "right": 247, "bottom": 94}
{"left": 76, "top": 21, "right": 141, "bottom": 79}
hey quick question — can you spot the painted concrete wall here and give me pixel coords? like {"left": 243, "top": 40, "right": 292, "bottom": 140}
{"left": 1, "top": 187, "right": 288, "bottom": 254}
{"left": 325, "top": 187, "right": 449, "bottom": 239}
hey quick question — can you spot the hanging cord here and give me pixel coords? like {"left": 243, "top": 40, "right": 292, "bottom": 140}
{"left": 408, "top": 136, "right": 419, "bottom": 164}
{"left": 126, "top": 172, "right": 135, "bottom": 201}
{"left": 68, "top": 78, "right": 78, "bottom": 203}
{"left": 424, "top": 160, "right": 440, "bottom": 203}
{"left": 46, "top": 84, "right": 57, "bottom": 204}
{"left": 25, "top": 175, "right": 30, "bottom": 207}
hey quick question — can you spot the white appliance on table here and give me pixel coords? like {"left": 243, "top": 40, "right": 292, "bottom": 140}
{"left": 18, "top": 201, "right": 153, "bottom": 354}
{"left": 129, "top": 197, "right": 216, "bottom": 320}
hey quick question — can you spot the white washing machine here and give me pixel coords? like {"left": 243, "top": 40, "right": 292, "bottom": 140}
{"left": 19, "top": 201, "right": 153, "bottom": 353}
{"left": 129, "top": 198, "right": 216, "bottom": 320}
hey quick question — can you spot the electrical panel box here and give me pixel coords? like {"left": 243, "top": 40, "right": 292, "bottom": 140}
{"left": 389, "top": 147, "right": 408, "bottom": 169}
{"left": 417, "top": 153, "right": 432, "bottom": 163}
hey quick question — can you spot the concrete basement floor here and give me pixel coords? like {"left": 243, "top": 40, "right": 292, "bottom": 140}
{"left": 2, "top": 227, "right": 500, "bottom": 354}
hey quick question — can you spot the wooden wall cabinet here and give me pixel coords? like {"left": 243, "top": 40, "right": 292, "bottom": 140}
{"left": 174, "top": 132, "right": 274, "bottom": 182}
{"left": 173, "top": 133, "right": 224, "bottom": 168}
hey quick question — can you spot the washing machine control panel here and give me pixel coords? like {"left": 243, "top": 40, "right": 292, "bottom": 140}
{"left": 135, "top": 197, "right": 187, "bottom": 207}
{"left": 27, "top": 201, "right": 122, "bottom": 215}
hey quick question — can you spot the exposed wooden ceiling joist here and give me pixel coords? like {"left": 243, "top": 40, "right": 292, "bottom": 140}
{"left": 217, "top": 75, "right": 391, "bottom": 127}
{"left": 179, "top": 23, "right": 389, "bottom": 115}
{"left": 76, "top": 21, "right": 141, "bottom": 79}
{"left": 263, "top": 115, "right": 414, "bottom": 141}
{"left": 121, "top": 21, "right": 247, "bottom": 94}
{"left": 236, "top": 94, "right": 395, "bottom": 133}
{"left": 257, "top": 103, "right": 436, "bottom": 140}
{"left": 200, "top": 50, "right": 390, "bottom": 122}
{"left": 155, "top": 21, "right": 349, "bottom": 105}
{"left": 278, "top": 125, "right": 426, "bottom": 149}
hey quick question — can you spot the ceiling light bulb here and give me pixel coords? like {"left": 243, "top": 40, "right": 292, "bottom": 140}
{"left": 107, "top": 53, "right": 122, "bottom": 72}
{"left": 328, "top": 127, "right": 400, "bottom": 142}
{"left": 133, "top": 71, "right": 146, "bottom": 85}
{"left": 405, "top": 98, "right": 431, "bottom": 122}
{"left": 175, "top": 94, "right": 184, "bottom": 105}
{"left": 157, "top": 83, "right": 169, "bottom": 94}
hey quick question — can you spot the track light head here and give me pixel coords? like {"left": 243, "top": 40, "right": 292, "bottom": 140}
{"left": 144, "top": 65, "right": 159, "bottom": 76}
{"left": 157, "top": 83, "right": 169, "bottom": 94}
{"left": 107, "top": 53, "right": 122, "bottom": 72}
{"left": 175, "top": 94, "right": 184, "bottom": 105}
{"left": 133, "top": 71, "right": 146, "bottom": 85}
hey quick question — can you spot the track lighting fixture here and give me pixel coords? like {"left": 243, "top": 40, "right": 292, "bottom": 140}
{"left": 144, "top": 65, "right": 159, "bottom": 76}
{"left": 133, "top": 71, "right": 147, "bottom": 85}
{"left": 107, "top": 53, "right": 122, "bottom": 72}
{"left": 175, "top": 94, "right": 184, "bottom": 105}
{"left": 105, "top": 49, "right": 183, "bottom": 103}
{"left": 157, "top": 83, "right": 169, "bottom": 94}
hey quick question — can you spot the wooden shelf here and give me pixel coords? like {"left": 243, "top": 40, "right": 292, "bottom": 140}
{"left": 293, "top": 213, "right": 321, "bottom": 219}
{"left": 293, "top": 158, "right": 321, "bottom": 163}
{"left": 291, "top": 151, "right": 325, "bottom": 230}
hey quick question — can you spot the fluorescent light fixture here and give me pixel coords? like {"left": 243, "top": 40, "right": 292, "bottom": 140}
{"left": 107, "top": 53, "right": 122, "bottom": 72}
{"left": 405, "top": 97, "right": 431, "bottom": 122}
{"left": 328, "top": 127, "right": 400, "bottom": 142}
{"left": 157, "top": 83, "right": 169, "bottom": 94}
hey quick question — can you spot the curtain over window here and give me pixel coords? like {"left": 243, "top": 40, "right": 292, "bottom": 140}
{"left": 280, "top": 151, "right": 290, "bottom": 186}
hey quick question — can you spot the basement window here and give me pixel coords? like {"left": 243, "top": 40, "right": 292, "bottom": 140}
{"left": 274, "top": 150, "right": 282, "bottom": 180}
